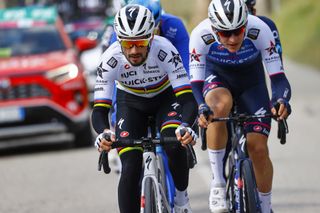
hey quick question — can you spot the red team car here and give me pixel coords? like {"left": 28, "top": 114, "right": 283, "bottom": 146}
{"left": 0, "top": 6, "right": 94, "bottom": 148}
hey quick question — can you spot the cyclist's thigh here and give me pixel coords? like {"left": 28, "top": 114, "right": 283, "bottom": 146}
{"left": 116, "top": 90, "right": 149, "bottom": 157}
{"left": 237, "top": 83, "right": 271, "bottom": 137}
{"left": 203, "top": 74, "right": 233, "bottom": 116}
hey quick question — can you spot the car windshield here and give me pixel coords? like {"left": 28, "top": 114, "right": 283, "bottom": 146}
{"left": 0, "top": 25, "right": 66, "bottom": 57}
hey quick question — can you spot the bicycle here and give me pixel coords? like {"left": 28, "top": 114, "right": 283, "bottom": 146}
{"left": 97, "top": 117, "right": 197, "bottom": 213}
{"left": 200, "top": 105, "right": 288, "bottom": 213}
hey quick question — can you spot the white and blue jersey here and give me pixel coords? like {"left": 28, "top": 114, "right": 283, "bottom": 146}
{"left": 258, "top": 15, "right": 283, "bottom": 63}
{"left": 189, "top": 14, "right": 290, "bottom": 106}
{"left": 189, "top": 15, "right": 291, "bottom": 136}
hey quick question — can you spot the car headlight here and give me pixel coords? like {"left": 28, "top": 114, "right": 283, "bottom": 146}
{"left": 45, "top": 64, "right": 79, "bottom": 83}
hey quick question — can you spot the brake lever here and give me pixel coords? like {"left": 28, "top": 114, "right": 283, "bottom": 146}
{"left": 179, "top": 128, "right": 198, "bottom": 168}
{"left": 97, "top": 133, "right": 112, "bottom": 174}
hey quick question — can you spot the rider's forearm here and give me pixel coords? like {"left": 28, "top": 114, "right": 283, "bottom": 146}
{"left": 270, "top": 72, "right": 291, "bottom": 103}
{"left": 191, "top": 81, "right": 205, "bottom": 106}
{"left": 91, "top": 106, "right": 110, "bottom": 134}
{"left": 177, "top": 93, "right": 198, "bottom": 126}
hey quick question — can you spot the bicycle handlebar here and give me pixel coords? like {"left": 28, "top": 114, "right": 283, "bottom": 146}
{"left": 98, "top": 129, "right": 197, "bottom": 174}
{"left": 199, "top": 113, "right": 289, "bottom": 149}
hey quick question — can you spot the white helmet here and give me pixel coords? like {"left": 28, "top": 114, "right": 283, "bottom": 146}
{"left": 208, "top": 0, "right": 248, "bottom": 31}
{"left": 114, "top": 4, "right": 155, "bottom": 39}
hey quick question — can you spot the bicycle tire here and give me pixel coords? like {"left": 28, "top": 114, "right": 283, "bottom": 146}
{"left": 226, "top": 164, "right": 236, "bottom": 212}
{"left": 157, "top": 154, "right": 170, "bottom": 213}
{"left": 143, "top": 177, "right": 158, "bottom": 213}
{"left": 241, "top": 160, "right": 260, "bottom": 213}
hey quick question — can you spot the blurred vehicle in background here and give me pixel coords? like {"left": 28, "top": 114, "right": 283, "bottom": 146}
{"left": 56, "top": 0, "right": 113, "bottom": 104}
{"left": 0, "top": 6, "right": 95, "bottom": 149}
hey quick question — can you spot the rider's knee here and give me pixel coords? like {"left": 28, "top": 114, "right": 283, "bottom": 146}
{"left": 247, "top": 134, "right": 269, "bottom": 159}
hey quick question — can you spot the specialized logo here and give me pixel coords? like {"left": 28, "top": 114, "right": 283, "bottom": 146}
{"left": 107, "top": 57, "right": 118, "bottom": 68}
{"left": 158, "top": 49, "right": 168, "bottom": 62}
{"left": 239, "top": 135, "right": 246, "bottom": 153}
{"left": 190, "top": 48, "right": 202, "bottom": 62}
{"left": 255, "top": 107, "right": 266, "bottom": 122}
{"left": 171, "top": 102, "right": 180, "bottom": 110}
{"left": 205, "top": 74, "right": 217, "bottom": 83}
{"left": 168, "top": 51, "right": 182, "bottom": 68}
{"left": 128, "top": 7, "right": 137, "bottom": 17}
{"left": 146, "top": 156, "right": 152, "bottom": 170}
{"left": 118, "top": 118, "right": 124, "bottom": 130}
{"left": 224, "top": 0, "right": 231, "bottom": 12}
{"left": 265, "top": 41, "right": 277, "bottom": 56}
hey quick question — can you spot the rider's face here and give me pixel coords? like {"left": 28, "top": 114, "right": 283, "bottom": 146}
{"left": 120, "top": 37, "right": 151, "bottom": 66}
{"left": 214, "top": 26, "right": 246, "bottom": 53}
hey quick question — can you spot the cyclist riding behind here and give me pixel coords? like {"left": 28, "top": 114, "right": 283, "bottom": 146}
{"left": 245, "top": 0, "right": 284, "bottom": 62}
{"left": 189, "top": 0, "right": 291, "bottom": 212}
{"left": 92, "top": 5, "right": 197, "bottom": 213}
{"left": 107, "top": 0, "right": 190, "bottom": 128}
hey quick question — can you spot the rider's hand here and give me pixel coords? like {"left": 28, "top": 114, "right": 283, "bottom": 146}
{"left": 175, "top": 123, "right": 198, "bottom": 146}
{"left": 94, "top": 129, "right": 116, "bottom": 152}
{"left": 271, "top": 99, "right": 291, "bottom": 120}
{"left": 198, "top": 103, "right": 213, "bottom": 128}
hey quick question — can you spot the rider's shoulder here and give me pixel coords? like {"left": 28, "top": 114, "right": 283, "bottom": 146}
{"left": 191, "top": 18, "right": 212, "bottom": 35}
{"left": 247, "top": 14, "right": 271, "bottom": 31}
{"left": 246, "top": 15, "right": 273, "bottom": 40}
{"left": 161, "top": 13, "right": 183, "bottom": 25}
{"left": 100, "top": 42, "right": 122, "bottom": 69}
{"left": 257, "top": 15, "right": 278, "bottom": 30}
{"left": 152, "top": 35, "right": 174, "bottom": 48}
{"left": 190, "top": 18, "right": 216, "bottom": 45}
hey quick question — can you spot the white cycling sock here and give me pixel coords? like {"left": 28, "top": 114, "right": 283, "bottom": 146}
{"left": 208, "top": 148, "right": 226, "bottom": 187}
{"left": 174, "top": 189, "right": 189, "bottom": 206}
{"left": 259, "top": 191, "right": 272, "bottom": 213}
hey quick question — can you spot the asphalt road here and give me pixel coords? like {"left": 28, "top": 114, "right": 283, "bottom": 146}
{"left": 0, "top": 59, "right": 319, "bottom": 213}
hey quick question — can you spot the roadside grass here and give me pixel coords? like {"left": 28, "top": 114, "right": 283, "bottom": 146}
{"left": 273, "top": 0, "right": 320, "bottom": 69}
{"left": 162, "top": 0, "right": 320, "bottom": 69}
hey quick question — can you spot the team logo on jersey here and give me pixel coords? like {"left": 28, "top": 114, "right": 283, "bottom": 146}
{"left": 168, "top": 111, "right": 177, "bottom": 117}
{"left": 253, "top": 125, "right": 263, "bottom": 132}
{"left": 120, "top": 131, "right": 129, "bottom": 137}
{"left": 158, "top": 49, "right": 168, "bottom": 61}
{"left": 217, "top": 44, "right": 225, "bottom": 50}
{"left": 201, "top": 33, "right": 215, "bottom": 45}
{"left": 247, "top": 28, "right": 260, "bottom": 40}
{"left": 190, "top": 48, "right": 202, "bottom": 62}
{"left": 107, "top": 57, "right": 118, "bottom": 68}
{"left": 124, "top": 64, "right": 130, "bottom": 69}
{"left": 168, "top": 51, "right": 182, "bottom": 67}
{"left": 265, "top": 41, "right": 277, "bottom": 56}
{"left": 97, "top": 63, "right": 109, "bottom": 78}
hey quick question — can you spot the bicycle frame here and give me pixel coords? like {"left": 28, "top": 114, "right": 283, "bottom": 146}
{"left": 156, "top": 145, "right": 176, "bottom": 210}
{"left": 226, "top": 121, "right": 261, "bottom": 213}
{"left": 140, "top": 144, "right": 175, "bottom": 213}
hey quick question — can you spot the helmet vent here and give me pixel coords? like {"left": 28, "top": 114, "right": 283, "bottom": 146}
{"left": 138, "top": 16, "right": 147, "bottom": 32}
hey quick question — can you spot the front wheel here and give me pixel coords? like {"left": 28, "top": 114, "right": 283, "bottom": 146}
{"left": 241, "top": 160, "right": 261, "bottom": 213}
{"left": 143, "top": 177, "right": 158, "bottom": 213}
